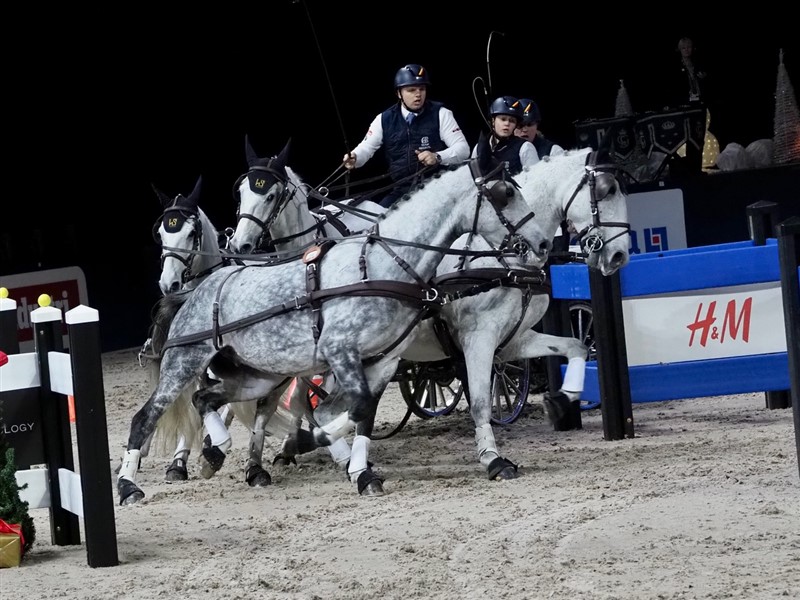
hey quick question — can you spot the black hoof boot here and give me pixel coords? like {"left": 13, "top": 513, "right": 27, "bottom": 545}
{"left": 245, "top": 464, "right": 272, "bottom": 487}
{"left": 199, "top": 446, "right": 227, "bottom": 479}
{"left": 165, "top": 458, "right": 188, "bottom": 482}
{"left": 344, "top": 460, "right": 374, "bottom": 481}
{"left": 543, "top": 392, "right": 582, "bottom": 431}
{"left": 357, "top": 469, "right": 385, "bottom": 497}
{"left": 272, "top": 454, "right": 297, "bottom": 467}
{"left": 487, "top": 457, "right": 519, "bottom": 481}
{"left": 118, "top": 478, "right": 145, "bottom": 505}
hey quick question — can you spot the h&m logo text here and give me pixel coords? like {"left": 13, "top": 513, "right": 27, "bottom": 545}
{"left": 686, "top": 298, "right": 752, "bottom": 347}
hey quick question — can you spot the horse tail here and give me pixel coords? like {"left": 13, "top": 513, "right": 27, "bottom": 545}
{"left": 146, "top": 291, "right": 205, "bottom": 456}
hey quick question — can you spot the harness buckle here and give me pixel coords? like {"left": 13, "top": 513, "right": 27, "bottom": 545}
{"left": 294, "top": 296, "right": 302, "bottom": 310}
{"left": 425, "top": 288, "right": 440, "bottom": 303}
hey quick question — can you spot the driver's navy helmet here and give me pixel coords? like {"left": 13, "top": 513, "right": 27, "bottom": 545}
{"left": 394, "top": 64, "right": 430, "bottom": 89}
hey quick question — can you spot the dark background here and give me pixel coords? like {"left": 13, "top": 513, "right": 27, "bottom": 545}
{"left": 3, "top": 3, "right": 799, "bottom": 351}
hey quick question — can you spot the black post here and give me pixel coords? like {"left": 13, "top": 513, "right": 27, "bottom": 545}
{"left": 66, "top": 306, "right": 119, "bottom": 567}
{"left": 747, "top": 201, "right": 790, "bottom": 409}
{"left": 0, "top": 293, "right": 19, "bottom": 354}
{"left": 776, "top": 216, "right": 800, "bottom": 479}
{"left": 31, "top": 305, "right": 81, "bottom": 546}
{"left": 588, "top": 268, "right": 635, "bottom": 440}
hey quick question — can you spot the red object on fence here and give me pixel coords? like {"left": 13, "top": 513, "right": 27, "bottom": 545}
{"left": 0, "top": 351, "right": 7, "bottom": 367}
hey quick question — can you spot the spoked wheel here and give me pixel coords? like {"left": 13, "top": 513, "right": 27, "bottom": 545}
{"left": 487, "top": 358, "right": 531, "bottom": 425}
{"left": 395, "top": 359, "right": 464, "bottom": 419}
{"left": 568, "top": 301, "right": 600, "bottom": 410}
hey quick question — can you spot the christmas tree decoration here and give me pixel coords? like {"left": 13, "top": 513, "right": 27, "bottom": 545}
{"left": 614, "top": 79, "right": 634, "bottom": 117}
{"left": 0, "top": 430, "right": 36, "bottom": 563}
{"left": 773, "top": 49, "right": 800, "bottom": 165}
{"left": 702, "top": 109, "right": 720, "bottom": 169}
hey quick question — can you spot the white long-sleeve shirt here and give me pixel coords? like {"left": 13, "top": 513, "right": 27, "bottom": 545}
{"left": 350, "top": 104, "right": 470, "bottom": 168}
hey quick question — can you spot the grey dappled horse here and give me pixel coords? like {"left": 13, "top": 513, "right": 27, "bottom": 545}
{"left": 117, "top": 157, "right": 550, "bottom": 504}
{"left": 227, "top": 141, "right": 630, "bottom": 484}
{"left": 146, "top": 178, "right": 280, "bottom": 486}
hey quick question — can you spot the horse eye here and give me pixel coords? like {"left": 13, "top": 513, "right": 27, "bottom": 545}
{"left": 266, "top": 193, "right": 275, "bottom": 202}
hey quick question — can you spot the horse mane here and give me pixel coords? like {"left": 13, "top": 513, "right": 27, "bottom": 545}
{"left": 284, "top": 166, "right": 308, "bottom": 197}
{"left": 149, "top": 292, "right": 192, "bottom": 356}
{"left": 197, "top": 207, "right": 220, "bottom": 244}
{"left": 379, "top": 165, "right": 467, "bottom": 218}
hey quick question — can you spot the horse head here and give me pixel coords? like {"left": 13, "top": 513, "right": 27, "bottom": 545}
{"left": 152, "top": 176, "right": 220, "bottom": 294}
{"left": 229, "top": 136, "right": 299, "bottom": 254}
{"left": 522, "top": 147, "right": 630, "bottom": 275}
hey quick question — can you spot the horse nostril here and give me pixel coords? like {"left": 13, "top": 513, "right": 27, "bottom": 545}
{"left": 169, "top": 282, "right": 180, "bottom": 294}
{"left": 240, "top": 243, "right": 252, "bottom": 255}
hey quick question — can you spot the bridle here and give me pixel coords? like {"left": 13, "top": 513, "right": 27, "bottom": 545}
{"left": 153, "top": 198, "right": 228, "bottom": 289}
{"left": 563, "top": 151, "right": 631, "bottom": 255}
{"left": 232, "top": 160, "right": 300, "bottom": 250}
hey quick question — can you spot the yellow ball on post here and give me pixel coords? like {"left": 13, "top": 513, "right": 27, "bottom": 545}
{"left": 0, "top": 287, "right": 8, "bottom": 299}
{"left": 38, "top": 294, "right": 52, "bottom": 308}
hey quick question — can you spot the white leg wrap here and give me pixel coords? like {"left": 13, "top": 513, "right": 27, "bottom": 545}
{"left": 119, "top": 449, "right": 141, "bottom": 481}
{"left": 172, "top": 438, "right": 190, "bottom": 462}
{"left": 320, "top": 412, "right": 353, "bottom": 441}
{"left": 327, "top": 437, "right": 352, "bottom": 466}
{"left": 475, "top": 424, "right": 498, "bottom": 460}
{"left": 561, "top": 356, "right": 586, "bottom": 394}
{"left": 348, "top": 435, "right": 370, "bottom": 480}
{"left": 204, "top": 411, "right": 232, "bottom": 452}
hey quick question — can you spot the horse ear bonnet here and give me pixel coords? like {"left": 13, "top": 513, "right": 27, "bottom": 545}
{"left": 162, "top": 185, "right": 200, "bottom": 234}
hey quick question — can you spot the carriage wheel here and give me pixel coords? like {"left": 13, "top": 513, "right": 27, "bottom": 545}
{"left": 568, "top": 301, "right": 600, "bottom": 410}
{"left": 487, "top": 358, "right": 530, "bottom": 425}
{"left": 569, "top": 301, "right": 596, "bottom": 361}
{"left": 395, "top": 359, "right": 463, "bottom": 419}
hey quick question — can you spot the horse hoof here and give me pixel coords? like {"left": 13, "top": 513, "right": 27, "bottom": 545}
{"left": 271, "top": 454, "right": 297, "bottom": 467}
{"left": 245, "top": 465, "right": 272, "bottom": 487}
{"left": 165, "top": 459, "right": 188, "bottom": 482}
{"left": 199, "top": 446, "right": 226, "bottom": 479}
{"left": 494, "top": 466, "right": 519, "bottom": 480}
{"left": 360, "top": 480, "right": 385, "bottom": 496}
{"left": 118, "top": 479, "right": 145, "bottom": 505}
{"left": 543, "top": 392, "right": 576, "bottom": 431}
{"left": 487, "top": 457, "right": 519, "bottom": 481}
{"left": 357, "top": 469, "right": 385, "bottom": 497}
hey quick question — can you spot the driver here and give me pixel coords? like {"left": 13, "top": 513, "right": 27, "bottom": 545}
{"left": 342, "top": 63, "right": 470, "bottom": 208}
{"left": 472, "top": 95, "right": 539, "bottom": 175}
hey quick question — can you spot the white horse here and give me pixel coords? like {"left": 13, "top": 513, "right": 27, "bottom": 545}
{"left": 146, "top": 177, "right": 280, "bottom": 485}
{"left": 116, "top": 157, "right": 550, "bottom": 504}
{"left": 227, "top": 141, "right": 630, "bottom": 486}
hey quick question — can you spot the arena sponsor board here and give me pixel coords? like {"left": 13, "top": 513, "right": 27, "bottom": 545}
{"left": 0, "top": 266, "right": 88, "bottom": 351}
{"left": 626, "top": 188, "right": 687, "bottom": 254}
{"left": 621, "top": 281, "right": 786, "bottom": 366}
